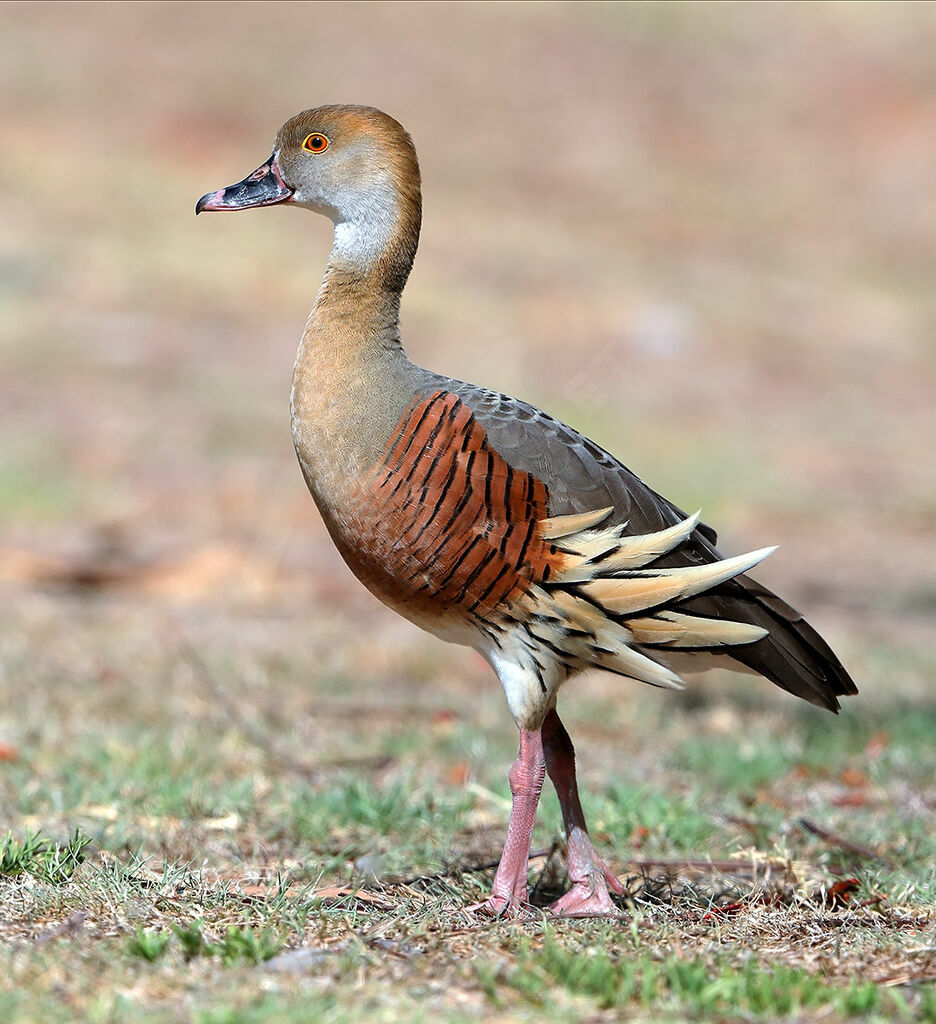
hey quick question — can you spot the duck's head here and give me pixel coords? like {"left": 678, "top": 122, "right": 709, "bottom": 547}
{"left": 197, "top": 105, "right": 422, "bottom": 288}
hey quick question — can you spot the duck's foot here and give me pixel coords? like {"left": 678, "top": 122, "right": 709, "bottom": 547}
{"left": 547, "top": 825, "right": 625, "bottom": 918}
{"left": 548, "top": 877, "right": 624, "bottom": 918}
{"left": 465, "top": 727, "right": 546, "bottom": 922}
{"left": 464, "top": 862, "right": 536, "bottom": 921}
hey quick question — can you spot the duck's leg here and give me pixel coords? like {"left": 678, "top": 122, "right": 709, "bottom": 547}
{"left": 468, "top": 726, "right": 545, "bottom": 918}
{"left": 542, "top": 708, "right": 625, "bottom": 917}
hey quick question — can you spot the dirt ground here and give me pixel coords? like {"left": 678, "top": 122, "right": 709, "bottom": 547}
{"left": 1, "top": 3, "right": 935, "bottom": 1021}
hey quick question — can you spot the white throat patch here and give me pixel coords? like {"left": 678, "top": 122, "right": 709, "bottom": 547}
{"left": 330, "top": 170, "right": 398, "bottom": 271}
{"left": 332, "top": 205, "right": 395, "bottom": 268}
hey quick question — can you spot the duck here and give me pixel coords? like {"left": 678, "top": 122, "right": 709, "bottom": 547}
{"left": 196, "top": 105, "right": 856, "bottom": 918}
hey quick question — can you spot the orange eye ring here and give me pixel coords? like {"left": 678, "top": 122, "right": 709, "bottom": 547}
{"left": 302, "top": 132, "right": 329, "bottom": 154}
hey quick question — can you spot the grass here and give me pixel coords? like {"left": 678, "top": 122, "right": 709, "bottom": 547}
{"left": 127, "top": 922, "right": 285, "bottom": 965}
{"left": 3, "top": 1, "right": 936, "bottom": 1021}
{"left": 0, "top": 829, "right": 91, "bottom": 884}
{"left": 1, "top": 629, "right": 934, "bottom": 1021}
{"left": 489, "top": 932, "right": 936, "bottom": 1020}
{"left": 1, "top": 583, "right": 934, "bottom": 1024}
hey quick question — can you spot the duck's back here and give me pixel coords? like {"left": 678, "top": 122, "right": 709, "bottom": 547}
{"left": 441, "top": 377, "right": 856, "bottom": 711}
{"left": 302, "top": 365, "right": 855, "bottom": 714}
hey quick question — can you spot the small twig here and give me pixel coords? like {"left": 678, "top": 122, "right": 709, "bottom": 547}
{"left": 178, "top": 633, "right": 340, "bottom": 780}
{"left": 34, "top": 912, "right": 88, "bottom": 944}
{"left": 179, "top": 635, "right": 277, "bottom": 753}
{"left": 179, "top": 633, "right": 396, "bottom": 781}
{"left": 620, "top": 857, "right": 788, "bottom": 875}
{"left": 529, "top": 840, "right": 563, "bottom": 900}
{"left": 798, "top": 818, "right": 892, "bottom": 864}
{"left": 397, "top": 848, "right": 553, "bottom": 887}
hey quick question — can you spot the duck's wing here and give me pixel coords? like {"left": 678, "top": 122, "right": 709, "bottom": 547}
{"left": 439, "top": 379, "right": 857, "bottom": 712}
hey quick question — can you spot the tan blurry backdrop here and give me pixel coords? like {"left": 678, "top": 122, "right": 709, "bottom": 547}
{"left": 2, "top": 1, "right": 935, "bottom": 700}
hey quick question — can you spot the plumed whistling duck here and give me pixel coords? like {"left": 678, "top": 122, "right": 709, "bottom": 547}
{"left": 196, "top": 105, "right": 856, "bottom": 918}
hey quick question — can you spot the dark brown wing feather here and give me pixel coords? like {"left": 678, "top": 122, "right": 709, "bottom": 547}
{"left": 434, "top": 377, "right": 857, "bottom": 712}
{"left": 368, "top": 390, "right": 561, "bottom": 619}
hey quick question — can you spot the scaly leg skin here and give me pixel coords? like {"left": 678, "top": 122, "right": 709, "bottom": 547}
{"left": 466, "top": 727, "right": 545, "bottom": 919}
{"left": 542, "top": 708, "right": 625, "bottom": 917}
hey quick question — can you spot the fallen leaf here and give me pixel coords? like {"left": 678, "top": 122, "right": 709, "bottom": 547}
{"left": 819, "top": 877, "right": 860, "bottom": 907}
{"left": 629, "top": 825, "right": 651, "bottom": 849}
{"left": 702, "top": 901, "right": 745, "bottom": 922}
{"left": 237, "top": 883, "right": 304, "bottom": 899}
{"left": 865, "top": 732, "right": 890, "bottom": 758}
{"left": 831, "top": 791, "right": 870, "bottom": 808}
{"left": 308, "top": 886, "right": 393, "bottom": 908}
{"left": 446, "top": 761, "right": 471, "bottom": 785}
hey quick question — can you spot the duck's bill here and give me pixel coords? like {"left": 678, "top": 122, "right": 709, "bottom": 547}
{"left": 195, "top": 154, "right": 293, "bottom": 213}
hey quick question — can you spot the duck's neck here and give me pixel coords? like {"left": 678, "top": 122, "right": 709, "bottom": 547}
{"left": 297, "top": 175, "right": 421, "bottom": 367}
{"left": 290, "top": 196, "right": 422, "bottom": 482}
{"left": 308, "top": 262, "right": 405, "bottom": 360}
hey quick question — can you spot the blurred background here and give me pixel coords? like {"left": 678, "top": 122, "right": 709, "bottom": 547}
{"left": 2, "top": 1, "right": 935, "bottom": 741}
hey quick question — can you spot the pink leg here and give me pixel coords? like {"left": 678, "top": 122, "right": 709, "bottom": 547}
{"left": 542, "top": 708, "right": 624, "bottom": 917}
{"left": 468, "top": 727, "right": 545, "bottom": 918}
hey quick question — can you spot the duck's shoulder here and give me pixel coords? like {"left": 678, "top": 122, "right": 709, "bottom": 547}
{"left": 411, "top": 372, "right": 718, "bottom": 546}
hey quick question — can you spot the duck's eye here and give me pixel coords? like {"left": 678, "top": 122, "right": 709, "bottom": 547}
{"left": 302, "top": 133, "right": 329, "bottom": 154}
